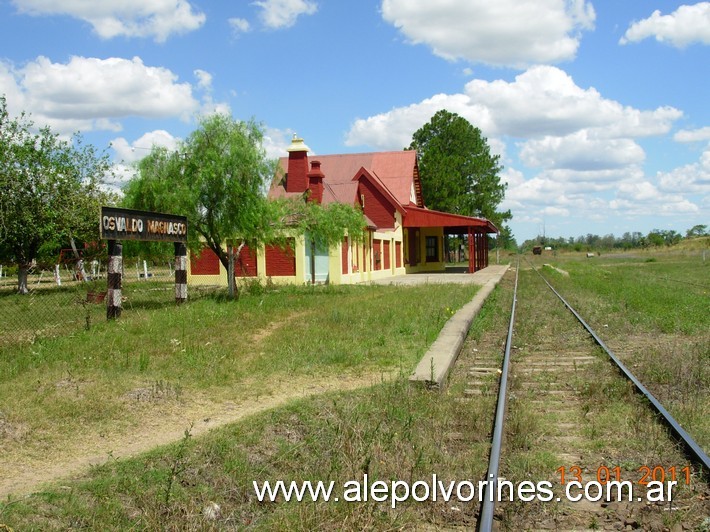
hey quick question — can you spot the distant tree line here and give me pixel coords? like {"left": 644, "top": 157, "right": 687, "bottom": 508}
{"left": 520, "top": 225, "right": 708, "bottom": 253}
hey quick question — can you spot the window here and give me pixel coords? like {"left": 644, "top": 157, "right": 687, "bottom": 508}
{"left": 426, "top": 236, "right": 438, "bottom": 262}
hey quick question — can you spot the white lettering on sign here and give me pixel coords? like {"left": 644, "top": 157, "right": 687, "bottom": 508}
{"left": 101, "top": 208, "right": 187, "bottom": 242}
{"left": 147, "top": 220, "right": 187, "bottom": 236}
{"left": 102, "top": 216, "right": 144, "bottom": 233}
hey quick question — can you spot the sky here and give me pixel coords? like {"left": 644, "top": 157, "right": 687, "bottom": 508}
{"left": 0, "top": 0, "right": 708, "bottom": 243}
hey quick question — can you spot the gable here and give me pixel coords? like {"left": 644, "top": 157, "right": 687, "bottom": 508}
{"left": 358, "top": 178, "right": 395, "bottom": 230}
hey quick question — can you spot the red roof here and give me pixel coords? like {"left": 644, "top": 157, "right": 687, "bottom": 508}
{"left": 269, "top": 150, "right": 421, "bottom": 208}
{"left": 268, "top": 149, "right": 497, "bottom": 233}
{"left": 403, "top": 205, "right": 498, "bottom": 233}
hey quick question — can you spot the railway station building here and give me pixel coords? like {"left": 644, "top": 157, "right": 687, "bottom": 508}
{"left": 188, "top": 136, "right": 498, "bottom": 285}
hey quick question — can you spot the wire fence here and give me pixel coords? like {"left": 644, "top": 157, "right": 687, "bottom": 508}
{"left": 0, "top": 259, "right": 222, "bottom": 348}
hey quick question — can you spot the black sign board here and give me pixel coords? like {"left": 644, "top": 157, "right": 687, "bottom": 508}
{"left": 100, "top": 207, "right": 188, "bottom": 242}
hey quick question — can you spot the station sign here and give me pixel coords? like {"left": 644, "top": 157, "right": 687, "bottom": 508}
{"left": 100, "top": 206, "right": 187, "bottom": 242}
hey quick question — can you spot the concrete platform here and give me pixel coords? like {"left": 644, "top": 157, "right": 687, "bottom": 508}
{"left": 369, "top": 264, "right": 509, "bottom": 286}
{"left": 408, "top": 264, "right": 510, "bottom": 389}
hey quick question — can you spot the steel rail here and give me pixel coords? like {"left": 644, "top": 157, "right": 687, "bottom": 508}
{"left": 478, "top": 261, "right": 519, "bottom": 531}
{"left": 530, "top": 261, "right": 710, "bottom": 473}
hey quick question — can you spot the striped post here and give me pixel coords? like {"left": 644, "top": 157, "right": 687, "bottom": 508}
{"left": 175, "top": 242, "right": 187, "bottom": 304}
{"left": 107, "top": 240, "right": 122, "bottom": 319}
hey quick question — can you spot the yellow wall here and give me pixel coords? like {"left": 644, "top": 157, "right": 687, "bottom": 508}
{"left": 404, "top": 226, "right": 446, "bottom": 274}
{"left": 188, "top": 216, "right": 409, "bottom": 286}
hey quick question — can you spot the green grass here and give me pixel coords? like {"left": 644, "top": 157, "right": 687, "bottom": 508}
{"left": 538, "top": 252, "right": 708, "bottom": 335}
{"left": 531, "top": 252, "right": 710, "bottom": 449}
{"left": 0, "top": 282, "right": 479, "bottom": 459}
{"left": 0, "top": 278, "right": 217, "bottom": 347}
{"left": 1, "top": 377, "right": 494, "bottom": 530}
{"left": 2, "top": 253, "right": 708, "bottom": 529}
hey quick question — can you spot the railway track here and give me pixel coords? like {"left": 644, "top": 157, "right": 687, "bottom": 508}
{"left": 457, "top": 261, "right": 710, "bottom": 530}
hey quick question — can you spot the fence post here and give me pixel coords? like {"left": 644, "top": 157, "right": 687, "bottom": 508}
{"left": 107, "top": 240, "right": 122, "bottom": 319}
{"left": 175, "top": 242, "right": 187, "bottom": 304}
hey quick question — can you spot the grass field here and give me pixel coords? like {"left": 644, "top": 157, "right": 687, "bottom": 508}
{"left": 1, "top": 250, "right": 708, "bottom": 530}
{"left": 0, "top": 281, "right": 480, "bottom": 497}
{"left": 531, "top": 250, "right": 709, "bottom": 449}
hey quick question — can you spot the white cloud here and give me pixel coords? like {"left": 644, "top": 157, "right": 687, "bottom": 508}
{"left": 519, "top": 131, "right": 645, "bottom": 171}
{"left": 674, "top": 126, "right": 710, "bottom": 143}
{"left": 11, "top": 0, "right": 206, "bottom": 42}
{"left": 261, "top": 127, "right": 296, "bottom": 159}
{"left": 541, "top": 206, "right": 570, "bottom": 217}
{"left": 616, "top": 181, "right": 662, "bottom": 202}
{"left": 199, "top": 99, "right": 232, "bottom": 118}
{"left": 192, "top": 70, "right": 233, "bottom": 117}
{"left": 254, "top": 0, "right": 317, "bottom": 29}
{"left": 111, "top": 130, "right": 181, "bottom": 163}
{"left": 620, "top": 3, "right": 710, "bottom": 48}
{"left": 463, "top": 66, "right": 681, "bottom": 138}
{"left": 346, "top": 93, "right": 488, "bottom": 151}
{"left": 105, "top": 163, "right": 138, "bottom": 192}
{"left": 108, "top": 130, "right": 182, "bottom": 193}
{"left": 346, "top": 66, "right": 680, "bottom": 166}
{"left": 229, "top": 17, "right": 251, "bottom": 35}
{"left": 344, "top": 64, "right": 700, "bottom": 237}
{"left": 0, "top": 56, "right": 199, "bottom": 134}
{"left": 658, "top": 143, "right": 710, "bottom": 194}
{"left": 609, "top": 195, "right": 699, "bottom": 216}
{"left": 194, "top": 69, "right": 213, "bottom": 91}
{"left": 381, "top": 0, "right": 595, "bottom": 68}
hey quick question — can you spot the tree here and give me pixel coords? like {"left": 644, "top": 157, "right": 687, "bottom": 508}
{"left": 686, "top": 224, "right": 707, "bottom": 238}
{"left": 0, "top": 96, "right": 114, "bottom": 294}
{"left": 288, "top": 200, "right": 366, "bottom": 248}
{"left": 496, "top": 225, "right": 516, "bottom": 250}
{"left": 407, "top": 110, "right": 511, "bottom": 231}
{"left": 123, "top": 113, "right": 366, "bottom": 297}
{"left": 124, "top": 115, "right": 279, "bottom": 289}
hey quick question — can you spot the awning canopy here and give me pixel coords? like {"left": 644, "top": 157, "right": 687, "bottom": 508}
{"left": 403, "top": 205, "right": 498, "bottom": 233}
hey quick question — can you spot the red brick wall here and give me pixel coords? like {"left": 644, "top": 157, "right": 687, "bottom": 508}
{"left": 191, "top": 246, "right": 220, "bottom": 275}
{"left": 286, "top": 151, "right": 308, "bottom": 193}
{"left": 383, "top": 240, "right": 391, "bottom": 270}
{"left": 359, "top": 180, "right": 395, "bottom": 229}
{"left": 266, "top": 239, "right": 296, "bottom": 276}
{"left": 236, "top": 245, "right": 257, "bottom": 277}
{"left": 395, "top": 241, "right": 402, "bottom": 268}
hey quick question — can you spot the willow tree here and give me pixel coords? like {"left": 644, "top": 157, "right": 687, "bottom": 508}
{"left": 124, "top": 115, "right": 278, "bottom": 285}
{"left": 123, "top": 113, "right": 365, "bottom": 297}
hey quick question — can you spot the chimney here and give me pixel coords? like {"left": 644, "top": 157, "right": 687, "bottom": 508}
{"left": 307, "top": 160, "right": 325, "bottom": 204}
{"left": 285, "top": 134, "right": 310, "bottom": 193}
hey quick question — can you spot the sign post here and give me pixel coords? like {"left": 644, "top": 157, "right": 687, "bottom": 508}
{"left": 100, "top": 207, "right": 188, "bottom": 318}
{"left": 174, "top": 242, "right": 188, "bottom": 304}
{"left": 107, "top": 240, "right": 122, "bottom": 319}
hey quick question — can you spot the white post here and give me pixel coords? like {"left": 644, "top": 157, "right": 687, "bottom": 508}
{"left": 54, "top": 264, "right": 62, "bottom": 286}
{"left": 143, "top": 260, "right": 148, "bottom": 280}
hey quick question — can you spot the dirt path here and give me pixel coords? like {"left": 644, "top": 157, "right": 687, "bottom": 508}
{"left": 0, "top": 370, "right": 395, "bottom": 499}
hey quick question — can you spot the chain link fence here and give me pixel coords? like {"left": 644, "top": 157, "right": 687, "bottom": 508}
{"left": 0, "top": 258, "right": 222, "bottom": 348}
